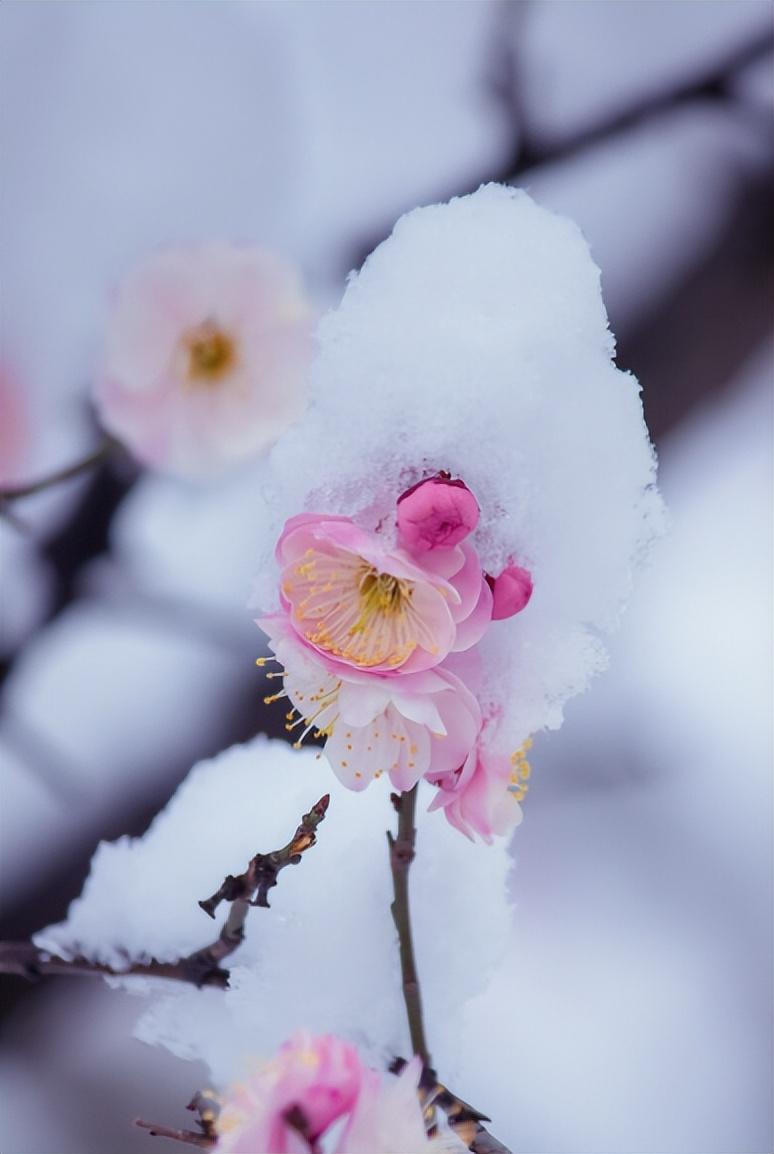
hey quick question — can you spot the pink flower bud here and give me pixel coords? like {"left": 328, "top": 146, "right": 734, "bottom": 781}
{"left": 396, "top": 474, "right": 479, "bottom": 553}
{"left": 488, "top": 563, "right": 533, "bottom": 620}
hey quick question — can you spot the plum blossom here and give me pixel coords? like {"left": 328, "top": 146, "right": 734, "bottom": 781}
{"left": 396, "top": 474, "right": 479, "bottom": 553}
{"left": 93, "top": 243, "right": 312, "bottom": 477}
{"left": 257, "top": 476, "right": 534, "bottom": 826}
{"left": 274, "top": 500, "right": 492, "bottom": 676}
{"left": 430, "top": 738, "right": 532, "bottom": 843}
{"left": 487, "top": 563, "right": 533, "bottom": 621}
{"left": 259, "top": 613, "right": 481, "bottom": 792}
{"left": 214, "top": 1033, "right": 437, "bottom": 1154}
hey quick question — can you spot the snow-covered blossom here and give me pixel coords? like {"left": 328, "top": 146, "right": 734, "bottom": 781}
{"left": 93, "top": 244, "right": 312, "bottom": 476}
{"left": 396, "top": 474, "right": 480, "bottom": 553}
{"left": 257, "top": 478, "right": 529, "bottom": 808}
{"left": 272, "top": 499, "right": 491, "bottom": 676}
{"left": 214, "top": 1033, "right": 435, "bottom": 1154}
{"left": 251, "top": 183, "right": 664, "bottom": 830}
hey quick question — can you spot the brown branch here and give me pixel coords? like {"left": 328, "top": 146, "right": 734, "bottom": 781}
{"left": 0, "top": 436, "right": 115, "bottom": 501}
{"left": 393, "top": 1059, "right": 514, "bottom": 1154}
{"left": 0, "top": 794, "right": 330, "bottom": 990}
{"left": 387, "top": 786, "right": 432, "bottom": 1069}
{"left": 135, "top": 1120, "right": 214, "bottom": 1149}
{"left": 0, "top": 942, "right": 227, "bottom": 986}
{"left": 188, "top": 792, "right": 330, "bottom": 984}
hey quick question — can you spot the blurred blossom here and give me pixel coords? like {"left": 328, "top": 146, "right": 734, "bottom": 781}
{"left": 215, "top": 1034, "right": 434, "bottom": 1154}
{"left": 93, "top": 244, "right": 312, "bottom": 477}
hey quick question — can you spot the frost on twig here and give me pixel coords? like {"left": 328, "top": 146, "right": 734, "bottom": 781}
{"left": 0, "top": 794, "right": 330, "bottom": 990}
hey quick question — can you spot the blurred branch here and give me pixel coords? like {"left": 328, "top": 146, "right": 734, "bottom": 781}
{"left": 510, "top": 27, "right": 774, "bottom": 177}
{"left": 0, "top": 436, "right": 115, "bottom": 503}
{"left": 0, "top": 794, "right": 329, "bottom": 990}
{"left": 135, "top": 1120, "right": 214, "bottom": 1150}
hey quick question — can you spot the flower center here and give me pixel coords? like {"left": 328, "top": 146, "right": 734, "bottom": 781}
{"left": 185, "top": 320, "right": 236, "bottom": 385}
{"left": 356, "top": 567, "right": 411, "bottom": 621}
{"left": 285, "top": 548, "right": 440, "bottom": 670}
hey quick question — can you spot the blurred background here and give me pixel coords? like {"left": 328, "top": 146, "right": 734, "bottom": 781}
{"left": 0, "top": 2, "right": 772, "bottom": 1152}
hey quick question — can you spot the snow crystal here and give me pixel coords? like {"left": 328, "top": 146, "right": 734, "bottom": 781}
{"left": 36, "top": 736, "right": 512, "bottom": 1083}
{"left": 253, "top": 184, "right": 664, "bottom": 753}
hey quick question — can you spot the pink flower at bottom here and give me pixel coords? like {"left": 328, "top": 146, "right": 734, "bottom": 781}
{"left": 93, "top": 244, "right": 312, "bottom": 477}
{"left": 214, "top": 1034, "right": 435, "bottom": 1154}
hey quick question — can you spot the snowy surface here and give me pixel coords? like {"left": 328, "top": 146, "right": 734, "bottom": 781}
{"left": 254, "top": 185, "right": 663, "bottom": 754}
{"left": 36, "top": 736, "right": 512, "bottom": 1081}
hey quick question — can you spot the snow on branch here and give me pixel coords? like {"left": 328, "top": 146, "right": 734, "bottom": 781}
{"left": 0, "top": 792, "right": 329, "bottom": 990}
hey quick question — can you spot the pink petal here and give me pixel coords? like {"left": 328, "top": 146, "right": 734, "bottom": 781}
{"left": 488, "top": 563, "right": 533, "bottom": 620}
{"left": 450, "top": 574, "right": 493, "bottom": 654}
{"left": 396, "top": 475, "right": 480, "bottom": 553}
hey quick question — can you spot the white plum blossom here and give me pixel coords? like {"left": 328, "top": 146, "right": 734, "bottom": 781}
{"left": 94, "top": 243, "right": 313, "bottom": 477}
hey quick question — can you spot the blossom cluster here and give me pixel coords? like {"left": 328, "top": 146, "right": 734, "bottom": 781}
{"left": 258, "top": 473, "right": 533, "bottom": 841}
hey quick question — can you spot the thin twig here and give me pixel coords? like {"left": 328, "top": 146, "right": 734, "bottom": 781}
{"left": 189, "top": 792, "right": 330, "bottom": 984}
{"left": 0, "top": 436, "right": 114, "bottom": 501}
{"left": 387, "top": 785, "right": 432, "bottom": 1068}
{"left": 393, "top": 1059, "right": 514, "bottom": 1154}
{"left": 0, "top": 795, "right": 330, "bottom": 990}
{"left": 135, "top": 1120, "right": 214, "bottom": 1149}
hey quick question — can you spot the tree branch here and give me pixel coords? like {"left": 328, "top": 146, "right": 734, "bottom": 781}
{"left": 387, "top": 785, "right": 432, "bottom": 1069}
{"left": 0, "top": 436, "right": 115, "bottom": 502}
{"left": 135, "top": 1120, "right": 214, "bottom": 1149}
{"left": 0, "top": 794, "right": 330, "bottom": 990}
{"left": 393, "top": 1059, "right": 513, "bottom": 1154}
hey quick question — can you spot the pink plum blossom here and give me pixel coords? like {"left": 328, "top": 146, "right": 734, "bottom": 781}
{"left": 487, "top": 563, "right": 533, "bottom": 621}
{"left": 429, "top": 739, "right": 531, "bottom": 843}
{"left": 94, "top": 244, "right": 312, "bottom": 477}
{"left": 259, "top": 614, "right": 481, "bottom": 793}
{"left": 275, "top": 509, "right": 491, "bottom": 676}
{"left": 396, "top": 474, "right": 479, "bottom": 553}
{"left": 257, "top": 477, "right": 536, "bottom": 833}
{"left": 214, "top": 1033, "right": 435, "bottom": 1154}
